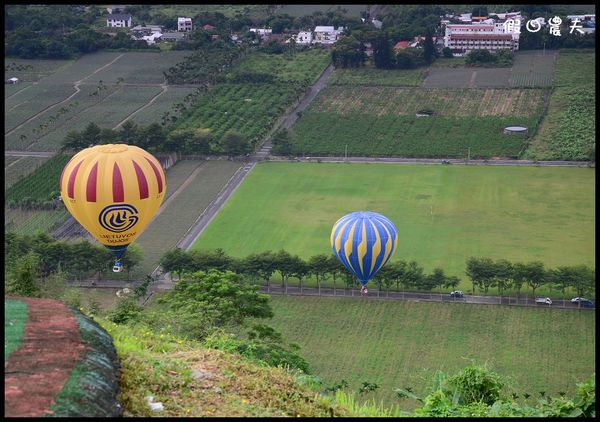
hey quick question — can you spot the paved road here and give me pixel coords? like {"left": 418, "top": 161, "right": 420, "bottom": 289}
{"left": 67, "top": 279, "right": 593, "bottom": 310}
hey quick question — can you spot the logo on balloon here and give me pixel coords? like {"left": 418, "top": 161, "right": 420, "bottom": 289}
{"left": 99, "top": 204, "right": 139, "bottom": 233}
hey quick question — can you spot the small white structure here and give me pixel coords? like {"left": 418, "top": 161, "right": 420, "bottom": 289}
{"left": 6, "top": 77, "right": 19, "bottom": 84}
{"left": 371, "top": 19, "right": 383, "bottom": 29}
{"left": 296, "top": 31, "right": 313, "bottom": 45}
{"left": 249, "top": 28, "right": 272, "bottom": 39}
{"left": 313, "top": 26, "right": 344, "bottom": 45}
{"left": 504, "top": 125, "right": 528, "bottom": 135}
{"left": 106, "top": 5, "right": 126, "bottom": 14}
{"left": 161, "top": 32, "right": 186, "bottom": 42}
{"left": 178, "top": 17, "right": 193, "bottom": 32}
{"left": 107, "top": 13, "right": 132, "bottom": 28}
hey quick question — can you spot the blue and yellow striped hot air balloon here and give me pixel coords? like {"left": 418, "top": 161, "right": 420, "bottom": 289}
{"left": 330, "top": 211, "right": 398, "bottom": 286}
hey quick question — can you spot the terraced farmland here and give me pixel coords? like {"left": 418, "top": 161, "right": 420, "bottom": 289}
{"left": 129, "top": 86, "right": 201, "bottom": 126}
{"left": 4, "top": 58, "right": 73, "bottom": 83}
{"left": 289, "top": 87, "right": 546, "bottom": 157}
{"left": 5, "top": 154, "right": 70, "bottom": 203}
{"left": 263, "top": 296, "right": 595, "bottom": 410}
{"left": 4, "top": 208, "right": 69, "bottom": 235}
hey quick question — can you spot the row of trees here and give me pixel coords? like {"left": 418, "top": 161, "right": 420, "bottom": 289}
{"left": 159, "top": 248, "right": 595, "bottom": 298}
{"left": 4, "top": 232, "right": 143, "bottom": 281}
{"left": 464, "top": 49, "right": 513, "bottom": 67}
{"left": 466, "top": 257, "right": 595, "bottom": 298}
{"left": 61, "top": 121, "right": 252, "bottom": 157}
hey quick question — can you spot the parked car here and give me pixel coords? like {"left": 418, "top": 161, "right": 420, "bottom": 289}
{"left": 450, "top": 290, "right": 464, "bottom": 298}
{"left": 571, "top": 297, "right": 589, "bottom": 303}
{"left": 535, "top": 297, "right": 552, "bottom": 305}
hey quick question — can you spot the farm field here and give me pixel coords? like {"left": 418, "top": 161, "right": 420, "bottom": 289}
{"left": 261, "top": 296, "right": 596, "bottom": 410}
{"left": 134, "top": 160, "right": 242, "bottom": 276}
{"left": 4, "top": 156, "right": 49, "bottom": 189}
{"left": 509, "top": 50, "right": 557, "bottom": 88}
{"left": 327, "top": 66, "right": 426, "bottom": 87}
{"left": 192, "top": 162, "right": 595, "bottom": 292}
{"left": 129, "top": 87, "right": 200, "bottom": 126}
{"left": 176, "top": 83, "right": 305, "bottom": 145}
{"left": 526, "top": 49, "right": 595, "bottom": 161}
{"left": 5, "top": 51, "right": 195, "bottom": 152}
{"left": 288, "top": 86, "right": 545, "bottom": 157}
{"left": 5, "top": 207, "right": 69, "bottom": 235}
{"left": 5, "top": 154, "right": 71, "bottom": 203}
{"left": 227, "top": 48, "right": 331, "bottom": 85}
{"left": 4, "top": 58, "right": 73, "bottom": 83}
{"left": 277, "top": 4, "right": 366, "bottom": 17}
{"left": 424, "top": 67, "right": 511, "bottom": 88}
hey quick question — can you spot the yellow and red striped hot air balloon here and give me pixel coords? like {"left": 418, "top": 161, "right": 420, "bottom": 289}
{"left": 60, "top": 144, "right": 166, "bottom": 272}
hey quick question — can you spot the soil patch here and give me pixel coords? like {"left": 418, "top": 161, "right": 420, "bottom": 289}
{"left": 4, "top": 297, "right": 86, "bottom": 417}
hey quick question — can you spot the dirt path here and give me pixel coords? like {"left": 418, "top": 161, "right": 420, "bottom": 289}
{"left": 4, "top": 297, "right": 86, "bottom": 417}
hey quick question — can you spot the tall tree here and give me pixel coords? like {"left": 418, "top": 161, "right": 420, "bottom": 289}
{"left": 372, "top": 32, "right": 394, "bottom": 69}
{"left": 423, "top": 30, "right": 437, "bottom": 65}
{"left": 309, "top": 254, "right": 330, "bottom": 295}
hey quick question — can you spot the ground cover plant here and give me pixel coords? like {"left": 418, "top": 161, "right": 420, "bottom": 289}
{"left": 225, "top": 48, "right": 331, "bottom": 85}
{"left": 175, "top": 83, "right": 305, "bottom": 146}
{"left": 134, "top": 160, "right": 242, "bottom": 276}
{"left": 526, "top": 49, "right": 595, "bottom": 161}
{"left": 5, "top": 156, "right": 49, "bottom": 189}
{"left": 509, "top": 50, "right": 557, "bottom": 88}
{"left": 327, "top": 66, "right": 426, "bottom": 87}
{"left": 129, "top": 87, "right": 200, "bottom": 127}
{"left": 4, "top": 208, "right": 69, "bottom": 236}
{"left": 4, "top": 299, "right": 28, "bottom": 360}
{"left": 288, "top": 86, "right": 546, "bottom": 157}
{"left": 423, "top": 67, "right": 512, "bottom": 88}
{"left": 261, "top": 295, "right": 595, "bottom": 410}
{"left": 5, "top": 154, "right": 70, "bottom": 204}
{"left": 193, "top": 162, "right": 595, "bottom": 290}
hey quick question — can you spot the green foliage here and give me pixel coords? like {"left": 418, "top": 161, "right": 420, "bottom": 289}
{"left": 465, "top": 49, "right": 513, "bottom": 67}
{"left": 331, "top": 35, "right": 366, "bottom": 68}
{"left": 107, "top": 297, "right": 143, "bottom": 324}
{"left": 4, "top": 299, "right": 29, "bottom": 360}
{"left": 62, "top": 288, "right": 82, "bottom": 309}
{"left": 447, "top": 364, "right": 506, "bottom": 405}
{"left": 5, "top": 251, "right": 40, "bottom": 297}
{"left": 442, "top": 47, "right": 454, "bottom": 58}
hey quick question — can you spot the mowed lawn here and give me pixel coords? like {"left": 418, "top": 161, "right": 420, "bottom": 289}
{"left": 193, "top": 162, "right": 595, "bottom": 291}
{"left": 262, "top": 296, "right": 595, "bottom": 410}
{"left": 5, "top": 299, "right": 28, "bottom": 360}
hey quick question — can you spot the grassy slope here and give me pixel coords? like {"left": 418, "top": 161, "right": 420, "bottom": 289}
{"left": 192, "top": 162, "right": 595, "bottom": 291}
{"left": 4, "top": 299, "right": 28, "bottom": 360}
{"left": 262, "top": 295, "right": 596, "bottom": 410}
{"left": 526, "top": 49, "right": 595, "bottom": 160}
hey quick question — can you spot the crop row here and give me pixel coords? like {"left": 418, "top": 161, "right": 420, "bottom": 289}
{"left": 4, "top": 58, "right": 72, "bottom": 82}
{"left": 311, "top": 87, "right": 545, "bottom": 118}
{"left": 5, "top": 154, "right": 71, "bottom": 202}
{"left": 5, "top": 208, "right": 69, "bottom": 236}
{"left": 289, "top": 113, "right": 538, "bottom": 158}
{"left": 328, "top": 66, "right": 426, "bottom": 87}
{"left": 4, "top": 156, "right": 50, "bottom": 190}
{"left": 176, "top": 83, "right": 304, "bottom": 144}
{"left": 129, "top": 87, "right": 200, "bottom": 126}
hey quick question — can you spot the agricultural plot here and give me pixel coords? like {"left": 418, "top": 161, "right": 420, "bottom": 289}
{"left": 228, "top": 49, "right": 331, "bottom": 84}
{"left": 176, "top": 83, "right": 304, "bottom": 145}
{"left": 278, "top": 4, "right": 366, "bottom": 16}
{"left": 290, "top": 86, "right": 545, "bottom": 157}
{"left": 328, "top": 67, "right": 426, "bottom": 87}
{"left": 129, "top": 87, "right": 200, "bottom": 126}
{"left": 263, "top": 296, "right": 595, "bottom": 410}
{"left": 509, "top": 50, "right": 557, "bottom": 88}
{"left": 39, "top": 51, "right": 126, "bottom": 84}
{"left": 6, "top": 85, "right": 163, "bottom": 151}
{"left": 4, "top": 83, "right": 32, "bottom": 98}
{"left": 5, "top": 58, "right": 73, "bottom": 83}
{"left": 193, "top": 162, "right": 595, "bottom": 291}
{"left": 5, "top": 208, "right": 69, "bottom": 236}
{"left": 5, "top": 154, "right": 71, "bottom": 203}
{"left": 526, "top": 49, "right": 595, "bottom": 160}
{"left": 134, "top": 160, "right": 242, "bottom": 276}
{"left": 4, "top": 156, "right": 50, "bottom": 189}
{"left": 424, "top": 67, "right": 511, "bottom": 88}
{"left": 312, "top": 86, "right": 545, "bottom": 117}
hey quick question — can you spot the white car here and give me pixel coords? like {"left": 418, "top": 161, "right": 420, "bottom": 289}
{"left": 571, "top": 297, "right": 589, "bottom": 303}
{"left": 535, "top": 297, "right": 552, "bottom": 305}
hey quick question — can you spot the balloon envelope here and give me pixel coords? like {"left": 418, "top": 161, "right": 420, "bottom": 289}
{"left": 330, "top": 211, "right": 398, "bottom": 286}
{"left": 60, "top": 144, "right": 166, "bottom": 260}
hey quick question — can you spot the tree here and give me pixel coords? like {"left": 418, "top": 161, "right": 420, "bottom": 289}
{"left": 139, "top": 123, "right": 166, "bottom": 152}
{"left": 404, "top": 261, "right": 425, "bottom": 290}
{"left": 159, "top": 248, "right": 193, "bottom": 280}
{"left": 423, "top": 30, "right": 437, "bottom": 65}
{"left": 442, "top": 47, "right": 454, "bottom": 58}
{"left": 165, "top": 269, "right": 273, "bottom": 331}
{"left": 552, "top": 265, "right": 595, "bottom": 299}
{"left": 519, "top": 261, "right": 547, "bottom": 298}
{"left": 466, "top": 257, "right": 497, "bottom": 294}
{"left": 6, "top": 251, "right": 40, "bottom": 297}
{"left": 241, "top": 251, "right": 277, "bottom": 287}
{"left": 465, "top": 49, "right": 495, "bottom": 66}
{"left": 221, "top": 131, "right": 251, "bottom": 158}
{"left": 81, "top": 122, "right": 102, "bottom": 146}
{"left": 185, "top": 128, "right": 213, "bottom": 155}
{"left": 309, "top": 254, "right": 330, "bottom": 295}
{"left": 494, "top": 259, "right": 514, "bottom": 300}
{"left": 271, "top": 129, "right": 294, "bottom": 155}
{"left": 331, "top": 35, "right": 366, "bottom": 68}
{"left": 117, "top": 120, "right": 140, "bottom": 145}
{"left": 327, "top": 254, "right": 344, "bottom": 293}
{"left": 273, "top": 249, "right": 296, "bottom": 291}
{"left": 372, "top": 32, "right": 394, "bottom": 69}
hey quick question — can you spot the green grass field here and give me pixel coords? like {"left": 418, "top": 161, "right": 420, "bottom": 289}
{"left": 328, "top": 67, "right": 426, "bottom": 87}
{"left": 192, "top": 162, "right": 595, "bottom": 291}
{"left": 4, "top": 299, "right": 28, "bottom": 360}
{"left": 260, "top": 295, "right": 595, "bottom": 410}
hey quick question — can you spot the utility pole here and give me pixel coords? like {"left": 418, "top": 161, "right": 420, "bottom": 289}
{"left": 467, "top": 146, "right": 471, "bottom": 162}
{"left": 345, "top": 144, "right": 348, "bottom": 160}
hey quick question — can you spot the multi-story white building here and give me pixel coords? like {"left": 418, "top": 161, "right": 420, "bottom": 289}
{"left": 313, "top": 26, "right": 344, "bottom": 45}
{"left": 178, "top": 17, "right": 193, "bottom": 32}
{"left": 444, "top": 24, "right": 519, "bottom": 56}
{"left": 107, "top": 13, "right": 132, "bottom": 28}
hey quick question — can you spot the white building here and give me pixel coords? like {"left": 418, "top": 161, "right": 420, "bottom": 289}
{"left": 6, "top": 77, "right": 19, "bottom": 84}
{"left": 249, "top": 28, "right": 272, "bottom": 39}
{"left": 313, "top": 26, "right": 344, "bottom": 45}
{"left": 178, "top": 17, "right": 193, "bottom": 32}
{"left": 107, "top": 13, "right": 132, "bottom": 28}
{"left": 444, "top": 24, "right": 519, "bottom": 56}
{"left": 296, "top": 31, "right": 313, "bottom": 45}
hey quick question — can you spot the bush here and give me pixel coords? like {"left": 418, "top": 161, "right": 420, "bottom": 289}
{"left": 442, "top": 47, "right": 453, "bottom": 58}
{"left": 107, "top": 297, "right": 143, "bottom": 324}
